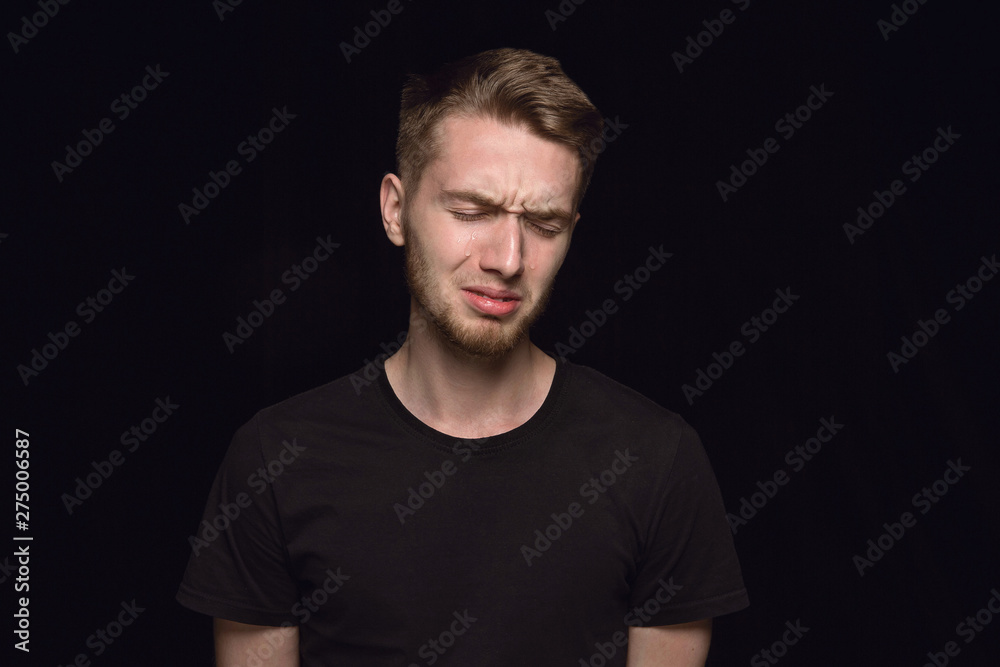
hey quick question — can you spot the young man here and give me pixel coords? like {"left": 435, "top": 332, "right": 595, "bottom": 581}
{"left": 177, "top": 48, "right": 748, "bottom": 666}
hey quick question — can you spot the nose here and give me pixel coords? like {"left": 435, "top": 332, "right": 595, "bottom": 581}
{"left": 476, "top": 214, "right": 525, "bottom": 279}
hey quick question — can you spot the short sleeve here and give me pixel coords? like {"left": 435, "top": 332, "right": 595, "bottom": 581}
{"left": 626, "top": 423, "right": 749, "bottom": 625}
{"left": 176, "top": 415, "right": 300, "bottom": 626}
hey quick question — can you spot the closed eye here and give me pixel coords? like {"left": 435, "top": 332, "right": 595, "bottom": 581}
{"left": 451, "top": 211, "right": 563, "bottom": 237}
{"left": 527, "top": 221, "right": 560, "bottom": 238}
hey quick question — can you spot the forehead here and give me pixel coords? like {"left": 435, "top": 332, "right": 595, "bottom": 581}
{"left": 420, "top": 113, "right": 581, "bottom": 209}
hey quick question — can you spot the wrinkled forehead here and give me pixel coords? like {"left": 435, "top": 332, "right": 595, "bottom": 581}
{"left": 420, "top": 113, "right": 582, "bottom": 211}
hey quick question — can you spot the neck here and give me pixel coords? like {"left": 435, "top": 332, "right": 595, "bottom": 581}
{"left": 384, "top": 303, "right": 556, "bottom": 439}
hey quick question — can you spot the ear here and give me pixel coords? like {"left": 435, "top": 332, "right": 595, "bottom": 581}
{"left": 380, "top": 173, "right": 406, "bottom": 247}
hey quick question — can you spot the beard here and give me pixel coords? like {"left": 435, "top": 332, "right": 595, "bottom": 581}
{"left": 402, "top": 217, "right": 555, "bottom": 359}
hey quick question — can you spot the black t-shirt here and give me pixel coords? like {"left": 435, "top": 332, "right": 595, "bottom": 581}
{"left": 176, "top": 357, "right": 748, "bottom": 665}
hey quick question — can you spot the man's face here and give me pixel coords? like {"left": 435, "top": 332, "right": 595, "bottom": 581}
{"left": 400, "top": 114, "right": 581, "bottom": 359}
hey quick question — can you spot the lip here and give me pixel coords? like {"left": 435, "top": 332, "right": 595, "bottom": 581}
{"left": 464, "top": 285, "right": 521, "bottom": 300}
{"left": 462, "top": 286, "right": 521, "bottom": 316}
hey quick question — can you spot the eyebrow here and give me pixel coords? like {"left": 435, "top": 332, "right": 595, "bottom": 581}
{"left": 439, "top": 189, "right": 573, "bottom": 223}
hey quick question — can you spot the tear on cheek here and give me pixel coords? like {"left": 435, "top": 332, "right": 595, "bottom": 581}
{"left": 464, "top": 232, "right": 478, "bottom": 257}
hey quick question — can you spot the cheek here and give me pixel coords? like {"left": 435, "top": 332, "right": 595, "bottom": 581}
{"left": 418, "top": 224, "right": 470, "bottom": 270}
{"left": 540, "top": 239, "right": 570, "bottom": 273}
{"left": 522, "top": 242, "right": 565, "bottom": 284}
{"left": 458, "top": 231, "right": 478, "bottom": 259}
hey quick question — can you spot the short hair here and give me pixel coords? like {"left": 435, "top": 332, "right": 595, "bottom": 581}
{"left": 395, "top": 48, "right": 604, "bottom": 208}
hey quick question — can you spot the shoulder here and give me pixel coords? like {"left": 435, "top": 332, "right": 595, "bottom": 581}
{"left": 229, "top": 368, "right": 387, "bottom": 460}
{"left": 561, "top": 360, "right": 692, "bottom": 435}
{"left": 256, "top": 371, "right": 368, "bottom": 423}
{"left": 556, "top": 359, "right": 705, "bottom": 471}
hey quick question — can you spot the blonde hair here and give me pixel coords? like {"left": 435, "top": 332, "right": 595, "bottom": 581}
{"left": 396, "top": 48, "right": 604, "bottom": 206}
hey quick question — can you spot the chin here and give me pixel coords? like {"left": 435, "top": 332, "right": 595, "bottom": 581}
{"left": 433, "top": 305, "right": 536, "bottom": 359}
{"left": 447, "top": 322, "right": 527, "bottom": 359}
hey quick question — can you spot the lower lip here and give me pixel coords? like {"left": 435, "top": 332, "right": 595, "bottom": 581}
{"left": 463, "top": 290, "right": 521, "bottom": 316}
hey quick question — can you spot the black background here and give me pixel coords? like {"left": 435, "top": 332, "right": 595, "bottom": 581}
{"left": 3, "top": 0, "right": 999, "bottom": 664}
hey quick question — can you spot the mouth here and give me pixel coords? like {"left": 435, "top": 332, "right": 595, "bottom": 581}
{"left": 464, "top": 285, "right": 520, "bottom": 300}
{"left": 468, "top": 290, "right": 516, "bottom": 301}
{"left": 462, "top": 286, "right": 522, "bottom": 316}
